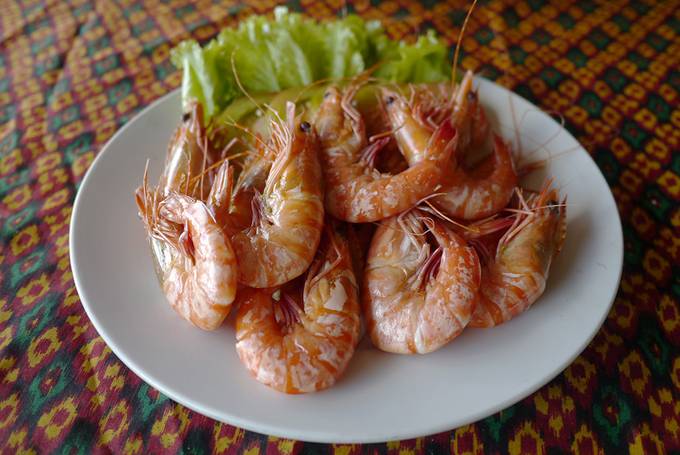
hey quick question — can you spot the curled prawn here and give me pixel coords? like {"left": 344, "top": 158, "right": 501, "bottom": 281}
{"left": 230, "top": 102, "right": 324, "bottom": 288}
{"left": 470, "top": 183, "right": 567, "bottom": 328}
{"left": 314, "top": 83, "right": 456, "bottom": 223}
{"left": 383, "top": 73, "right": 516, "bottom": 220}
{"left": 363, "top": 208, "right": 481, "bottom": 354}
{"left": 235, "top": 223, "right": 361, "bottom": 394}
{"left": 135, "top": 164, "right": 237, "bottom": 330}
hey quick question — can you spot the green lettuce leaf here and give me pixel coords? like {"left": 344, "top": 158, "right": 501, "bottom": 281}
{"left": 171, "top": 7, "right": 452, "bottom": 118}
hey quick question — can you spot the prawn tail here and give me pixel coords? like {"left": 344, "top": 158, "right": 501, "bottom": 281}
{"left": 469, "top": 293, "right": 503, "bottom": 328}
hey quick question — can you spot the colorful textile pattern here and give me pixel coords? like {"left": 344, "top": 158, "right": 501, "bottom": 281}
{"left": 0, "top": 0, "right": 678, "bottom": 452}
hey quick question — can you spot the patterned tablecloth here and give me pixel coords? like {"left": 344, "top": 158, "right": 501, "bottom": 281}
{"left": 0, "top": 0, "right": 678, "bottom": 453}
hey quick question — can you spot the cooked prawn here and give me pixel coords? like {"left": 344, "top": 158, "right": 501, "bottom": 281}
{"left": 136, "top": 169, "right": 237, "bottom": 330}
{"left": 470, "top": 183, "right": 567, "bottom": 328}
{"left": 382, "top": 71, "right": 489, "bottom": 162}
{"left": 363, "top": 208, "right": 481, "bottom": 354}
{"left": 135, "top": 103, "right": 238, "bottom": 330}
{"left": 231, "top": 102, "right": 324, "bottom": 288}
{"left": 314, "top": 83, "right": 456, "bottom": 223}
{"left": 235, "top": 223, "right": 361, "bottom": 393}
{"left": 383, "top": 74, "right": 514, "bottom": 220}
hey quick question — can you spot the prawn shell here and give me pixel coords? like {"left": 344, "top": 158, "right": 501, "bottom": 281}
{"left": 434, "top": 135, "right": 518, "bottom": 220}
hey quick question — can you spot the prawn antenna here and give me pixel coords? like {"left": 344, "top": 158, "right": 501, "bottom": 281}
{"left": 497, "top": 183, "right": 557, "bottom": 248}
{"left": 509, "top": 92, "right": 522, "bottom": 156}
{"left": 514, "top": 107, "right": 565, "bottom": 164}
{"left": 292, "top": 66, "right": 385, "bottom": 105}
{"left": 216, "top": 117, "right": 272, "bottom": 157}
{"left": 451, "top": 0, "right": 478, "bottom": 90}
{"left": 412, "top": 192, "right": 475, "bottom": 233}
{"left": 462, "top": 215, "right": 514, "bottom": 240}
{"left": 230, "top": 50, "right": 286, "bottom": 130}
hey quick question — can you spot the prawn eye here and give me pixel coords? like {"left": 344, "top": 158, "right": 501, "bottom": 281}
{"left": 182, "top": 112, "right": 191, "bottom": 122}
{"left": 547, "top": 199, "right": 559, "bottom": 213}
{"left": 300, "top": 121, "right": 311, "bottom": 133}
{"left": 385, "top": 95, "right": 396, "bottom": 105}
{"left": 323, "top": 91, "right": 332, "bottom": 99}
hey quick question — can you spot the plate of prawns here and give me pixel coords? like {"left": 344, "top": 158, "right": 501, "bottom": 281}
{"left": 70, "top": 18, "right": 623, "bottom": 444}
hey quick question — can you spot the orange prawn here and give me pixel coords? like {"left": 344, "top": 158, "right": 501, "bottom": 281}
{"left": 235, "top": 222, "right": 361, "bottom": 393}
{"left": 135, "top": 104, "right": 238, "bottom": 329}
{"left": 470, "top": 183, "right": 567, "bottom": 327}
{"left": 230, "top": 102, "right": 324, "bottom": 288}
{"left": 383, "top": 73, "right": 516, "bottom": 220}
{"left": 314, "top": 83, "right": 456, "bottom": 223}
{"left": 363, "top": 208, "right": 481, "bottom": 354}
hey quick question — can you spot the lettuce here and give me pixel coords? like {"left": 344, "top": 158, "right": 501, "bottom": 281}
{"left": 171, "top": 7, "right": 451, "bottom": 118}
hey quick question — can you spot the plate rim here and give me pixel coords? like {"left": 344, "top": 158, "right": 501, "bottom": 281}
{"left": 70, "top": 81, "right": 624, "bottom": 443}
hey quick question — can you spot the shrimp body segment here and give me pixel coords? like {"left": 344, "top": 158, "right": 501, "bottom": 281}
{"left": 235, "top": 225, "right": 361, "bottom": 393}
{"left": 434, "top": 135, "right": 518, "bottom": 220}
{"left": 315, "top": 85, "right": 456, "bottom": 223}
{"left": 470, "top": 185, "right": 567, "bottom": 328}
{"left": 231, "top": 104, "right": 324, "bottom": 288}
{"left": 364, "top": 210, "right": 481, "bottom": 354}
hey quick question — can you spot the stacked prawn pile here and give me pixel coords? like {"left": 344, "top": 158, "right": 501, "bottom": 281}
{"left": 135, "top": 71, "right": 566, "bottom": 394}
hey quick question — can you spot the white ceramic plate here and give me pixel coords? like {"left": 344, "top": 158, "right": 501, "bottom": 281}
{"left": 70, "top": 79, "right": 623, "bottom": 443}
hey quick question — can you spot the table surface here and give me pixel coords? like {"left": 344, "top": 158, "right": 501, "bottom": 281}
{"left": 1, "top": 0, "right": 678, "bottom": 453}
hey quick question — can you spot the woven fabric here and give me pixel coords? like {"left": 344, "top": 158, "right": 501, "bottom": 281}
{"left": 0, "top": 0, "right": 678, "bottom": 453}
